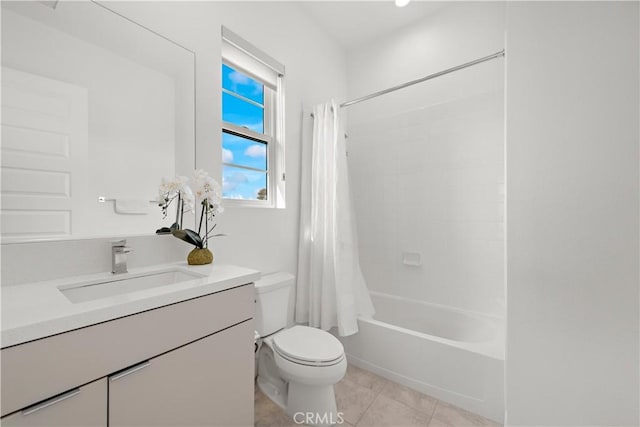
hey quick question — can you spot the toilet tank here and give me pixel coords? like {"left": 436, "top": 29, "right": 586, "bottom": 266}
{"left": 254, "top": 272, "right": 295, "bottom": 337}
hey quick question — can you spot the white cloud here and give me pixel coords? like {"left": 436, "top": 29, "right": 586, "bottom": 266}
{"left": 222, "top": 148, "right": 234, "bottom": 163}
{"left": 245, "top": 122, "right": 264, "bottom": 133}
{"left": 223, "top": 171, "right": 248, "bottom": 193}
{"left": 222, "top": 182, "right": 236, "bottom": 192}
{"left": 224, "top": 193, "right": 247, "bottom": 200}
{"left": 228, "top": 71, "right": 262, "bottom": 96}
{"left": 244, "top": 144, "right": 266, "bottom": 158}
{"left": 228, "top": 71, "right": 251, "bottom": 86}
{"left": 225, "top": 171, "right": 248, "bottom": 185}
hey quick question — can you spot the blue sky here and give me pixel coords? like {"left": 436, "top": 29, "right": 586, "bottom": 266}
{"left": 222, "top": 64, "right": 267, "bottom": 200}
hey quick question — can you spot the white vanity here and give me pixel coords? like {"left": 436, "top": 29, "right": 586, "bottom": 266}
{"left": 1, "top": 263, "right": 259, "bottom": 426}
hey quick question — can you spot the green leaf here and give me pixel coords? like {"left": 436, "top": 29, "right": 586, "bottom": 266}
{"left": 171, "top": 229, "right": 204, "bottom": 249}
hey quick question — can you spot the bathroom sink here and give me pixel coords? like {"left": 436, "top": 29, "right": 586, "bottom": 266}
{"left": 58, "top": 268, "right": 206, "bottom": 304}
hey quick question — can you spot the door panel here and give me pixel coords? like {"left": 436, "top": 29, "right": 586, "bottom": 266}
{"left": 1, "top": 67, "right": 88, "bottom": 239}
{"left": 0, "top": 379, "right": 106, "bottom": 427}
{"left": 109, "top": 320, "right": 254, "bottom": 427}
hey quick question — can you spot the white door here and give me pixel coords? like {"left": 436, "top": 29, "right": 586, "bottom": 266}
{"left": 1, "top": 67, "right": 88, "bottom": 240}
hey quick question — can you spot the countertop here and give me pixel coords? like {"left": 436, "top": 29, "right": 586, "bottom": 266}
{"left": 1, "top": 262, "right": 260, "bottom": 348}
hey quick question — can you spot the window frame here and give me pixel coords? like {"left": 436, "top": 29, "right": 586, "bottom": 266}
{"left": 221, "top": 58, "right": 284, "bottom": 208}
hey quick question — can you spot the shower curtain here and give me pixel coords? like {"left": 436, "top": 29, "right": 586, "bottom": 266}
{"left": 296, "top": 100, "right": 374, "bottom": 337}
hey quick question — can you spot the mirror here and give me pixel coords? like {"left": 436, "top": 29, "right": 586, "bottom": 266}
{"left": 1, "top": 1, "right": 195, "bottom": 242}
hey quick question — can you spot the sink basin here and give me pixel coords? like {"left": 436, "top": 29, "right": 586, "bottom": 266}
{"left": 58, "top": 268, "right": 206, "bottom": 304}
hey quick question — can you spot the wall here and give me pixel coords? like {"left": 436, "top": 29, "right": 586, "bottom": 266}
{"left": 505, "top": 2, "right": 639, "bottom": 425}
{"left": 1, "top": 1, "right": 347, "bottom": 285}
{"left": 346, "top": 2, "right": 506, "bottom": 316}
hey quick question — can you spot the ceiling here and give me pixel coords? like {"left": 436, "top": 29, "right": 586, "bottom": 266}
{"left": 299, "top": 1, "right": 448, "bottom": 51}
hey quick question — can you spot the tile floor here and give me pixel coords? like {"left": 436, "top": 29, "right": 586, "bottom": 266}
{"left": 255, "top": 364, "right": 502, "bottom": 427}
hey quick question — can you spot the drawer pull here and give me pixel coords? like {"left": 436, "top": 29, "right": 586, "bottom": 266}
{"left": 110, "top": 360, "right": 151, "bottom": 381}
{"left": 21, "top": 388, "right": 80, "bottom": 416}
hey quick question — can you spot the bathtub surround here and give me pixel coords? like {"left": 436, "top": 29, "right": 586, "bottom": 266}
{"left": 504, "top": 2, "right": 639, "bottom": 425}
{"left": 346, "top": 1, "right": 506, "bottom": 318}
{"left": 296, "top": 101, "right": 374, "bottom": 336}
{"left": 341, "top": 2, "right": 506, "bottom": 422}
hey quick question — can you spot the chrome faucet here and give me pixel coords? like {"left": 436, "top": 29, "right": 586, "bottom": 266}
{"left": 111, "top": 239, "right": 133, "bottom": 274}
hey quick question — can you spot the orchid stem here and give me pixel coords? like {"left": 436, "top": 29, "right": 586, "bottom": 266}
{"left": 198, "top": 202, "right": 205, "bottom": 235}
{"left": 179, "top": 199, "right": 184, "bottom": 229}
{"left": 174, "top": 193, "right": 181, "bottom": 226}
{"left": 204, "top": 224, "right": 217, "bottom": 239}
{"left": 205, "top": 208, "right": 209, "bottom": 249}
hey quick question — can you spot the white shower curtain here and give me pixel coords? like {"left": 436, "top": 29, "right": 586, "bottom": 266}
{"left": 296, "top": 100, "right": 375, "bottom": 337}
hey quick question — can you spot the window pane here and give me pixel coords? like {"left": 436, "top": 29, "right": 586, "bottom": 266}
{"left": 222, "top": 64, "right": 264, "bottom": 105}
{"left": 222, "top": 92, "right": 264, "bottom": 133}
{"left": 222, "top": 132, "right": 267, "bottom": 171}
{"left": 222, "top": 165, "right": 267, "bottom": 200}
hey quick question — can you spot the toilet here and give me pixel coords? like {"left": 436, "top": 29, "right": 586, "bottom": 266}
{"left": 255, "top": 273, "right": 346, "bottom": 426}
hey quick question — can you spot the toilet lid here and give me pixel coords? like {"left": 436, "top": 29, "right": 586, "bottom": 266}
{"left": 272, "top": 325, "right": 344, "bottom": 365}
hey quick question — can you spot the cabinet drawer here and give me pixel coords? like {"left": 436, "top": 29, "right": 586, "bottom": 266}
{"left": 1, "top": 283, "right": 254, "bottom": 416}
{"left": 1, "top": 378, "right": 106, "bottom": 427}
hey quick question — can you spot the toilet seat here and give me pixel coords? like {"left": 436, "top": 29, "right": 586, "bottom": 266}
{"left": 272, "top": 325, "right": 345, "bottom": 367}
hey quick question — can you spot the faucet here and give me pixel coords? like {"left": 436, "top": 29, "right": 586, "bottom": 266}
{"left": 112, "top": 239, "right": 133, "bottom": 274}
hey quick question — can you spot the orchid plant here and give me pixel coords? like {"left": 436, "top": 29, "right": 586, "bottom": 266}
{"left": 157, "top": 170, "right": 224, "bottom": 249}
{"left": 157, "top": 175, "right": 193, "bottom": 231}
{"left": 191, "top": 169, "right": 224, "bottom": 248}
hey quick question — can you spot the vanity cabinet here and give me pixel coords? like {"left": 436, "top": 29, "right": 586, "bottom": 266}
{"left": 1, "top": 379, "right": 107, "bottom": 427}
{"left": 109, "top": 321, "right": 254, "bottom": 426}
{"left": 1, "top": 283, "right": 255, "bottom": 426}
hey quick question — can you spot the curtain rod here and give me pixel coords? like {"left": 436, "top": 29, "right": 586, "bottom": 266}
{"left": 309, "top": 49, "right": 505, "bottom": 118}
{"left": 340, "top": 49, "right": 505, "bottom": 109}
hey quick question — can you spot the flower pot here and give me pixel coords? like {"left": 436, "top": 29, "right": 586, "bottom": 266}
{"left": 187, "top": 248, "right": 213, "bottom": 265}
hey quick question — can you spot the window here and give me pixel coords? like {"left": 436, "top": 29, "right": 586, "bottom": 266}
{"left": 221, "top": 27, "right": 285, "bottom": 207}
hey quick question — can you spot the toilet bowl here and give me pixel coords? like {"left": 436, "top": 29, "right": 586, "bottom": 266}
{"left": 255, "top": 273, "right": 346, "bottom": 427}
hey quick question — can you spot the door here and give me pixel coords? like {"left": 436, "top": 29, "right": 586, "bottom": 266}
{"left": 0, "top": 379, "right": 106, "bottom": 427}
{"left": 109, "top": 319, "right": 255, "bottom": 426}
{"left": 1, "top": 67, "right": 88, "bottom": 240}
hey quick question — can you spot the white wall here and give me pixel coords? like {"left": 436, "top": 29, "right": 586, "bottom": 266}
{"left": 505, "top": 2, "right": 639, "bottom": 425}
{"left": 346, "top": 2, "right": 506, "bottom": 316}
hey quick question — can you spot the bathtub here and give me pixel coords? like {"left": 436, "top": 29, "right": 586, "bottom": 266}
{"left": 338, "top": 291, "right": 504, "bottom": 423}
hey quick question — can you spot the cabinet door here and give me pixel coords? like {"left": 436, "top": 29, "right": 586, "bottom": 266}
{"left": 109, "top": 319, "right": 254, "bottom": 426}
{"left": 0, "top": 378, "right": 106, "bottom": 427}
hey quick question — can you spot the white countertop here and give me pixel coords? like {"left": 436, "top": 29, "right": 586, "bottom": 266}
{"left": 1, "top": 263, "right": 260, "bottom": 348}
